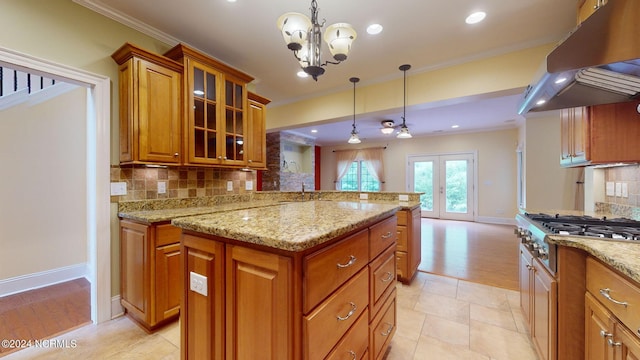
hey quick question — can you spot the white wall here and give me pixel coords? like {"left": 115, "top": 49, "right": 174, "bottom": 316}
{"left": 320, "top": 128, "right": 519, "bottom": 221}
{"left": 0, "top": 86, "right": 87, "bottom": 279}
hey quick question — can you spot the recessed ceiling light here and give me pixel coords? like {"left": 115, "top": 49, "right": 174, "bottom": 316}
{"left": 297, "top": 71, "right": 308, "bottom": 78}
{"left": 451, "top": 125, "right": 459, "bottom": 128}
{"left": 465, "top": 11, "right": 486, "bottom": 24}
{"left": 555, "top": 77, "right": 567, "bottom": 84}
{"left": 227, "top": 0, "right": 237, "bottom": 2}
{"left": 366, "top": 24, "right": 383, "bottom": 35}
{"left": 311, "top": 129, "right": 318, "bottom": 133}
{"left": 536, "top": 99, "right": 546, "bottom": 106}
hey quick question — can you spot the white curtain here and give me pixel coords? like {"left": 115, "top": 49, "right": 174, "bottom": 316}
{"left": 360, "top": 147, "right": 385, "bottom": 186}
{"left": 334, "top": 149, "right": 358, "bottom": 189}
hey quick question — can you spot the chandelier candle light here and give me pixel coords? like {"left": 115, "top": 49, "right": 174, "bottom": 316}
{"left": 276, "top": 0, "right": 357, "bottom": 81}
{"left": 348, "top": 77, "right": 361, "bottom": 144}
{"left": 397, "top": 64, "right": 412, "bottom": 139}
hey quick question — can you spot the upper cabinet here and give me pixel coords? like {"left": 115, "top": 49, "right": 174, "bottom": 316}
{"left": 560, "top": 101, "right": 640, "bottom": 167}
{"left": 247, "top": 92, "right": 271, "bottom": 169}
{"left": 112, "top": 42, "right": 267, "bottom": 169}
{"left": 164, "top": 44, "right": 254, "bottom": 167}
{"left": 577, "top": 0, "right": 608, "bottom": 24}
{"left": 112, "top": 43, "right": 183, "bottom": 165}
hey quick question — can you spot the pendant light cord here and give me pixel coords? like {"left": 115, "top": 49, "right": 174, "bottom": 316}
{"left": 350, "top": 77, "right": 359, "bottom": 130}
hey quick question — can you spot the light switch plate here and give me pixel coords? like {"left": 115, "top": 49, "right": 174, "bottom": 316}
{"left": 606, "top": 182, "right": 615, "bottom": 196}
{"left": 622, "top": 183, "right": 628, "bottom": 198}
{"left": 245, "top": 180, "right": 253, "bottom": 190}
{"left": 227, "top": 181, "right": 233, "bottom": 191}
{"left": 190, "top": 272, "right": 207, "bottom": 296}
{"left": 157, "top": 181, "right": 166, "bottom": 194}
{"left": 110, "top": 182, "right": 127, "bottom": 196}
{"left": 615, "top": 182, "right": 622, "bottom": 197}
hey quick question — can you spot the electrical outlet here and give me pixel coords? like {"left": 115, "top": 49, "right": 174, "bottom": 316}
{"left": 189, "top": 272, "right": 207, "bottom": 296}
{"left": 359, "top": 193, "right": 368, "bottom": 200}
{"left": 110, "top": 182, "right": 127, "bottom": 196}
{"left": 158, "top": 181, "right": 166, "bottom": 194}
{"left": 245, "top": 180, "right": 253, "bottom": 190}
{"left": 398, "top": 194, "right": 409, "bottom": 201}
{"left": 227, "top": 181, "right": 233, "bottom": 191}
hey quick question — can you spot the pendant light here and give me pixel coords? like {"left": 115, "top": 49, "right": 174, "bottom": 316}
{"left": 348, "top": 77, "right": 361, "bottom": 144}
{"left": 397, "top": 64, "right": 412, "bottom": 139}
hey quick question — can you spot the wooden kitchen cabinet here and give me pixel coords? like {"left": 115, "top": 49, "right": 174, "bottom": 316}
{"left": 519, "top": 243, "right": 557, "bottom": 360}
{"left": 247, "top": 92, "right": 270, "bottom": 169}
{"left": 119, "top": 220, "right": 182, "bottom": 331}
{"left": 180, "top": 215, "right": 397, "bottom": 360}
{"left": 577, "top": 0, "right": 607, "bottom": 24}
{"left": 560, "top": 102, "right": 640, "bottom": 167}
{"left": 396, "top": 207, "right": 421, "bottom": 284}
{"left": 164, "top": 44, "right": 254, "bottom": 167}
{"left": 111, "top": 43, "right": 183, "bottom": 165}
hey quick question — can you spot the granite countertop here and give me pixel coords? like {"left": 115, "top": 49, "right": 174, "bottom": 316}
{"left": 172, "top": 201, "right": 401, "bottom": 252}
{"left": 546, "top": 235, "right": 640, "bottom": 284}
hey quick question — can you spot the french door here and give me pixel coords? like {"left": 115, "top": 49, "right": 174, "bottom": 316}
{"left": 408, "top": 153, "right": 475, "bottom": 221}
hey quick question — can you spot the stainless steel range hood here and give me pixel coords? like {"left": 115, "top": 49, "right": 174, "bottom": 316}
{"left": 518, "top": 0, "right": 640, "bottom": 114}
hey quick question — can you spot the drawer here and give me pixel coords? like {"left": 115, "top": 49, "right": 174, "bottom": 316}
{"left": 369, "top": 216, "right": 397, "bottom": 260}
{"left": 304, "top": 229, "right": 369, "bottom": 313}
{"left": 370, "top": 289, "right": 396, "bottom": 360}
{"left": 155, "top": 223, "right": 181, "bottom": 247}
{"left": 369, "top": 245, "right": 396, "bottom": 319}
{"left": 587, "top": 257, "right": 640, "bottom": 334}
{"left": 396, "top": 225, "right": 408, "bottom": 252}
{"left": 304, "top": 267, "right": 369, "bottom": 360}
{"left": 396, "top": 209, "right": 408, "bottom": 226}
{"left": 325, "top": 309, "right": 369, "bottom": 360}
{"left": 396, "top": 252, "right": 407, "bottom": 280}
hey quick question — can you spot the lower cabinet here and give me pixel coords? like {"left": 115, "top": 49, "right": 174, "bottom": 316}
{"left": 396, "top": 207, "right": 421, "bottom": 284}
{"left": 519, "top": 243, "right": 557, "bottom": 360}
{"left": 180, "top": 215, "right": 397, "bottom": 360}
{"left": 119, "top": 220, "right": 182, "bottom": 331}
{"left": 585, "top": 257, "right": 640, "bottom": 360}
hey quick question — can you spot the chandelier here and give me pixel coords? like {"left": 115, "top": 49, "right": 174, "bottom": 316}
{"left": 276, "top": 0, "right": 357, "bottom": 81}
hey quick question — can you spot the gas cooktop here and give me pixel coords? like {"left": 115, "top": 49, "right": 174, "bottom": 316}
{"left": 524, "top": 212, "right": 640, "bottom": 241}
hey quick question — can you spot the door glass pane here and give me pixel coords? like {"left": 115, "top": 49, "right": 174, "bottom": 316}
{"left": 445, "top": 160, "right": 468, "bottom": 213}
{"left": 206, "top": 73, "right": 216, "bottom": 100}
{"left": 193, "top": 68, "right": 204, "bottom": 98}
{"left": 414, "top": 161, "right": 433, "bottom": 211}
{"left": 194, "top": 100, "right": 204, "bottom": 128}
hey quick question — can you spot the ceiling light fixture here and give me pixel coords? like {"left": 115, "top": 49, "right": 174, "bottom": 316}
{"left": 397, "top": 64, "right": 412, "bottom": 139}
{"left": 380, "top": 120, "right": 395, "bottom": 135}
{"left": 348, "top": 77, "right": 361, "bottom": 144}
{"left": 465, "top": 11, "right": 486, "bottom": 24}
{"left": 366, "top": 24, "right": 383, "bottom": 35}
{"left": 276, "top": 0, "right": 357, "bottom": 81}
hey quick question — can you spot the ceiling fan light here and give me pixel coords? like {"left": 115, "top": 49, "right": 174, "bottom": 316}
{"left": 324, "top": 23, "right": 357, "bottom": 61}
{"left": 276, "top": 12, "right": 311, "bottom": 51}
{"left": 380, "top": 127, "right": 395, "bottom": 135}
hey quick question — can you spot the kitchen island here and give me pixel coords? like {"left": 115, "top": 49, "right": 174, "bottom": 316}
{"left": 171, "top": 200, "right": 401, "bottom": 360}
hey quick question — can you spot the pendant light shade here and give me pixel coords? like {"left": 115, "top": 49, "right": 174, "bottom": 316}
{"left": 397, "top": 64, "right": 412, "bottom": 139}
{"left": 348, "top": 77, "right": 361, "bottom": 144}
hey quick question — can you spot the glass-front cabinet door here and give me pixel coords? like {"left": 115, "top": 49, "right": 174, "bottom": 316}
{"left": 223, "top": 77, "right": 247, "bottom": 166}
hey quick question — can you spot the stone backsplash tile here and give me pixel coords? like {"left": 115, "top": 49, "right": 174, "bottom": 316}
{"left": 110, "top": 165, "right": 256, "bottom": 202}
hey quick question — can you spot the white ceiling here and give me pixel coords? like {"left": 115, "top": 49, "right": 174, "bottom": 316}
{"left": 77, "top": 0, "right": 577, "bottom": 145}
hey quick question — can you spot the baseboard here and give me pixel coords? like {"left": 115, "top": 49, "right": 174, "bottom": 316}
{"left": 111, "top": 295, "right": 125, "bottom": 319}
{"left": 0, "top": 263, "right": 87, "bottom": 297}
{"left": 475, "top": 216, "right": 516, "bottom": 226}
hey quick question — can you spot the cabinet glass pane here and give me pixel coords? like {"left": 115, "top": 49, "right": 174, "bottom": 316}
{"left": 207, "top": 103, "right": 216, "bottom": 130}
{"left": 226, "top": 135, "right": 234, "bottom": 160}
{"left": 236, "top": 111, "right": 243, "bottom": 135}
{"left": 206, "top": 73, "right": 216, "bottom": 100}
{"left": 207, "top": 132, "right": 217, "bottom": 159}
{"left": 236, "top": 136, "right": 244, "bottom": 160}
{"left": 194, "top": 129, "right": 205, "bottom": 158}
{"left": 225, "top": 80, "right": 233, "bottom": 106}
{"left": 194, "top": 100, "right": 204, "bottom": 128}
{"left": 226, "top": 109, "right": 234, "bottom": 133}
{"left": 235, "top": 84, "right": 243, "bottom": 108}
{"left": 193, "top": 68, "right": 204, "bottom": 98}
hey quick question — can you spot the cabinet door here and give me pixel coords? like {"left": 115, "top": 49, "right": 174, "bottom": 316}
{"left": 408, "top": 206, "right": 422, "bottom": 279}
{"left": 181, "top": 235, "right": 225, "bottom": 360}
{"left": 120, "top": 220, "right": 150, "bottom": 323}
{"left": 186, "top": 60, "right": 224, "bottom": 165}
{"left": 222, "top": 75, "right": 248, "bottom": 166}
{"left": 247, "top": 96, "right": 267, "bottom": 169}
{"left": 560, "top": 107, "right": 588, "bottom": 167}
{"left": 532, "top": 260, "right": 557, "bottom": 360}
{"left": 614, "top": 322, "right": 640, "bottom": 360}
{"left": 519, "top": 245, "right": 533, "bottom": 325}
{"left": 589, "top": 102, "right": 640, "bottom": 164}
{"left": 585, "top": 292, "right": 615, "bottom": 360}
{"left": 226, "top": 245, "right": 292, "bottom": 360}
{"left": 155, "top": 243, "right": 181, "bottom": 323}
{"left": 136, "top": 59, "right": 182, "bottom": 164}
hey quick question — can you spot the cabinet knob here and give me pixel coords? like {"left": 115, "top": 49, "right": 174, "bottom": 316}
{"left": 248, "top": 159, "right": 253, "bottom": 163}
{"left": 174, "top": 152, "right": 179, "bottom": 157}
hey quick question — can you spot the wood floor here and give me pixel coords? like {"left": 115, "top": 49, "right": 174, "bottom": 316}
{"left": 419, "top": 218, "right": 519, "bottom": 291}
{"left": 0, "top": 278, "right": 91, "bottom": 357}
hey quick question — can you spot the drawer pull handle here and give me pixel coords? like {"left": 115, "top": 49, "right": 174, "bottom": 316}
{"left": 608, "top": 338, "right": 622, "bottom": 347}
{"left": 381, "top": 322, "right": 394, "bottom": 336}
{"left": 381, "top": 231, "right": 393, "bottom": 239}
{"left": 599, "top": 288, "right": 629, "bottom": 308}
{"left": 348, "top": 350, "right": 356, "bottom": 360}
{"left": 337, "top": 255, "right": 357, "bottom": 269}
{"left": 337, "top": 302, "right": 357, "bottom": 321}
{"left": 381, "top": 271, "right": 394, "bottom": 282}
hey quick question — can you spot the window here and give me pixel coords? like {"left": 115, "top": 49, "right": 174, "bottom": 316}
{"left": 338, "top": 161, "right": 381, "bottom": 191}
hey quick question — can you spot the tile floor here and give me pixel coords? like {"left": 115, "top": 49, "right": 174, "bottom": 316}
{"left": 3, "top": 272, "right": 538, "bottom": 360}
